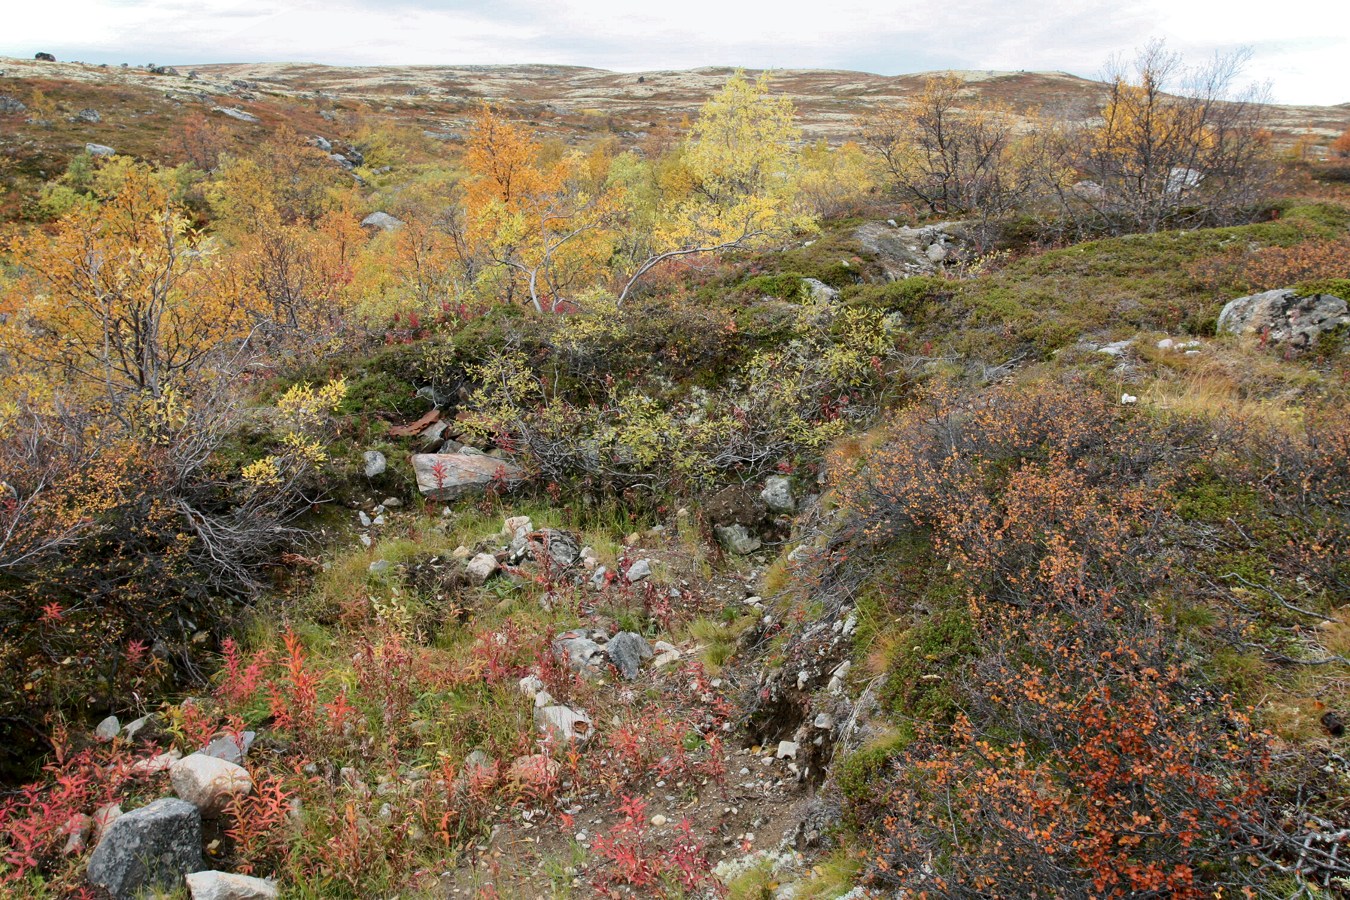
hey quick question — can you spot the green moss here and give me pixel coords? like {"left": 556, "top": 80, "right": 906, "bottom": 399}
{"left": 1174, "top": 470, "right": 1260, "bottom": 524}
{"left": 1292, "top": 278, "right": 1350, "bottom": 300}
{"left": 881, "top": 596, "right": 977, "bottom": 724}
{"left": 838, "top": 728, "right": 913, "bottom": 806}
{"left": 739, "top": 272, "right": 807, "bottom": 301}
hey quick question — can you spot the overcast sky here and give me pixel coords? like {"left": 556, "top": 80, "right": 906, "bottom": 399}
{"left": 3, "top": 0, "right": 1347, "bottom": 105}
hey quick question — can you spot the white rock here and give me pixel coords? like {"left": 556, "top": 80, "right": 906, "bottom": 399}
{"left": 1121, "top": 393, "right": 1138, "bottom": 405}
{"left": 186, "top": 874, "right": 278, "bottom": 900}
{"left": 535, "top": 705, "right": 593, "bottom": 745}
{"left": 776, "top": 741, "right": 798, "bottom": 760}
{"left": 170, "top": 753, "right": 253, "bottom": 814}
{"left": 186, "top": 870, "right": 279, "bottom": 900}
{"left": 363, "top": 450, "right": 386, "bottom": 478}
{"left": 519, "top": 675, "right": 546, "bottom": 698}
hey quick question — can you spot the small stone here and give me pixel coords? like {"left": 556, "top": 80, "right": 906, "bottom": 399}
{"left": 812, "top": 713, "right": 834, "bottom": 730}
{"left": 382, "top": 497, "right": 402, "bottom": 508}
{"left": 590, "top": 566, "right": 608, "bottom": 591}
{"left": 95, "top": 715, "right": 121, "bottom": 742}
{"left": 626, "top": 559, "right": 653, "bottom": 582}
{"left": 202, "top": 731, "right": 256, "bottom": 766}
{"left": 650, "top": 814, "right": 668, "bottom": 827}
{"left": 519, "top": 674, "right": 545, "bottom": 697}
{"left": 186, "top": 871, "right": 279, "bottom": 900}
{"left": 1121, "top": 393, "right": 1138, "bottom": 405}
{"left": 451, "top": 545, "right": 471, "bottom": 559}
{"left": 358, "top": 510, "right": 372, "bottom": 527}
{"left": 359, "top": 533, "right": 372, "bottom": 548}
{"left": 85, "top": 142, "right": 116, "bottom": 157}
{"left": 776, "top": 741, "right": 798, "bottom": 760}
{"left": 466, "top": 552, "right": 499, "bottom": 585}
{"left": 363, "top": 450, "right": 386, "bottom": 478}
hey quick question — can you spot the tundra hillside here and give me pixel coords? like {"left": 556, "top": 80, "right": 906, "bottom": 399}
{"left": 1, "top": 46, "right": 1348, "bottom": 899}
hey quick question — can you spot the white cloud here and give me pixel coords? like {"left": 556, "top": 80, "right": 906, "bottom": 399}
{"left": 2, "top": 0, "right": 1347, "bottom": 104}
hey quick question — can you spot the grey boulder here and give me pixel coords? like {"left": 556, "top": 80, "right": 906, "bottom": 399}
{"left": 86, "top": 798, "right": 203, "bottom": 898}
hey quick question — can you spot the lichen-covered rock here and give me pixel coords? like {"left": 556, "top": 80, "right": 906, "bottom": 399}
{"left": 1217, "top": 289, "right": 1349, "bottom": 349}
{"left": 606, "top": 632, "right": 652, "bottom": 680}
{"left": 760, "top": 476, "right": 796, "bottom": 514}
{"left": 86, "top": 798, "right": 203, "bottom": 898}
{"left": 714, "top": 523, "right": 761, "bottom": 555}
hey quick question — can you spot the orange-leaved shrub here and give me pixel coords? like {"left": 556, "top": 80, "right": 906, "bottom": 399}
{"left": 831, "top": 380, "right": 1322, "bottom": 896}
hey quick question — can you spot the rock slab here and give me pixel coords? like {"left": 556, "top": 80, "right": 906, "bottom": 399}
{"left": 86, "top": 798, "right": 203, "bottom": 898}
{"left": 411, "top": 451, "right": 525, "bottom": 500}
{"left": 186, "top": 871, "right": 279, "bottom": 900}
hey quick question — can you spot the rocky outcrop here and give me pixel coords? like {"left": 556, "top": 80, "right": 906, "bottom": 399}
{"left": 854, "top": 220, "right": 971, "bottom": 280}
{"left": 1217, "top": 288, "right": 1349, "bottom": 349}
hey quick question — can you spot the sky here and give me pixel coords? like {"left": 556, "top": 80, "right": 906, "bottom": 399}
{"left": 2, "top": 0, "right": 1348, "bottom": 106}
